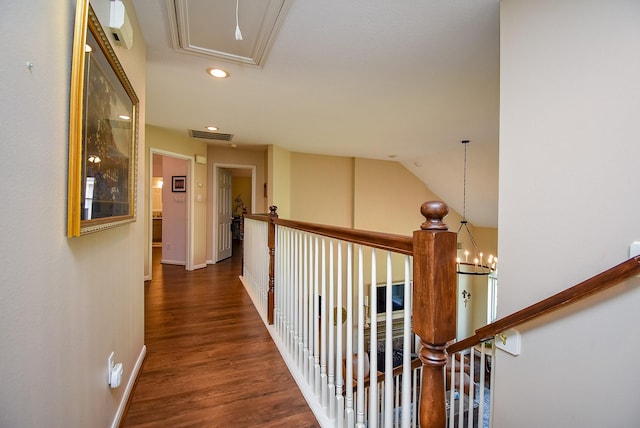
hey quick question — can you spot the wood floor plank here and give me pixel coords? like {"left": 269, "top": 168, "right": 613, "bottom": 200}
{"left": 121, "top": 244, "right": 319, "bottom": 427}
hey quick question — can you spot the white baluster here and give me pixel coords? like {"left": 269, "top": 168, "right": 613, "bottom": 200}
{"left": 401, "top": 255, "right": 411, "bottom": 428}
{"left": 293, "top": 231, "right": 300, "bottom": 359}
{"left": 299, "top": 233, "right": 305, "bottom": 368}
{"left": 335, "top": 240, "right": 344, "bottom": 427}
{"left": 303, "top": 234, "right": 309, "bottom": 380}
{"left": 468, "top": 348, "right": 475, "bottom": 428}
{"left": 448, "top": 357, "right": 456, "bottom": 427}
{"left": 383, "top": 252, "right": 394, "bottom": 427}
{"left": 368, "top": 249, "right": 378, "bottom": 428}
{"left": 314, "top": 236, "right": 321, "bottom": 397}
{"left": 457, "top": 353, "right": 464, "bottom": 428}
{"left": 322, "top": 240, "right": 342, "bottom": 420}
{"left": 356, "top": 246, "right": 365, "bottom": 428}
{"left": 478, "top": 344, "right": 486, "bottom": 428}
{"left": 345, "top": 242, "right": 354, "bottom": 427}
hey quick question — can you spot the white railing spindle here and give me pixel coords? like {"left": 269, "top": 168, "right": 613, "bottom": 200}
{"left": 345, "top": 242, "right": 355, "bottom": 427}
{"left": 368, "top": 249, "right": 378, "bottom": 428}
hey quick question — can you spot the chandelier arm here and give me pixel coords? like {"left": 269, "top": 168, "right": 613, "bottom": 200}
{"left": 462, "top": 222, "right": 482, "bottom": 258}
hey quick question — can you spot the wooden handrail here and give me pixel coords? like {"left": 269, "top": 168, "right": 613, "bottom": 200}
{"left": 448, "top": 255, "right": 640, "bottom": 355}
{"left": 271, "top": 218, "right": 414, "bottom": 255}
{"left": 244, "top": 214, "right": 414, "bottom": 254}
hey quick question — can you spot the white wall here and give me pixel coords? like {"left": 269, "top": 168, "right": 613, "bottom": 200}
{"left": 496, "top": 1, "right": 640, "bottom": 426}
{"left": 0, "top": 1, "right": 146, "bottom": 426}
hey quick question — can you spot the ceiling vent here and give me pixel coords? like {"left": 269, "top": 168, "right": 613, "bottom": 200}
{"left": 189, "top": 129, "right": 234, "bottom": 141}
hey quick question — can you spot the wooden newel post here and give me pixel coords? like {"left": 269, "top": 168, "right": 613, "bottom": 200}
{"left": 413, "top": 201, "right": 457, "bottom": 427}
{"left": 267, "top": 205, "right": 278, "bottom": 325}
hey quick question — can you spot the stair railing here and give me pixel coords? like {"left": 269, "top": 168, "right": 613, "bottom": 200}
{"left": 243, "top": 201, "right": 457, "bottom": 427}
{"left": 448, "top": 255, "right": 640, "bottom": 356}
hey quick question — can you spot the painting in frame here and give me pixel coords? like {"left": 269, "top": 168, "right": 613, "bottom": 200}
{"left": 172, "top": 176, "right": 187, "bottom": 192}
{"left": 67, "top": 1, "right": 139, "bottom": 237}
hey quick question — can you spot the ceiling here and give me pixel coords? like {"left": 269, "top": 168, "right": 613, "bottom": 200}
{"left": 130, "top": 0, "right": 500, "bottom": 227}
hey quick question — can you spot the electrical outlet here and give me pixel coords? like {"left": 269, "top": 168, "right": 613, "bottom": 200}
{"left": 108, "top": 352, "right": 114, "bottom": 385}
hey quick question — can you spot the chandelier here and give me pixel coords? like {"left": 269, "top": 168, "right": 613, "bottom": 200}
{"left": 456, "top": 140, "right": 497, "bottom": 275}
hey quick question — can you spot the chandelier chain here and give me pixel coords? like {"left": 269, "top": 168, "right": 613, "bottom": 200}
{"left": 462, "top": 140, "right": 469, "bottom": 221}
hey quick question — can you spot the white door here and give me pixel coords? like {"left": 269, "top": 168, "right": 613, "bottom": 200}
{"left": 216, "top": 168, "right": 233, "bottom": 261}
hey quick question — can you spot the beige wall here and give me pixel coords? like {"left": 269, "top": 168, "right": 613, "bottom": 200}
{"left": 353, "top": 158, "right": 434, "bottom": 234}
{"left": 497, "top": 1, "right": 640, "bottom": 426}
{"left": 268, "top": 144, "right": 291, "bottom": 219}
{"left": 0, "top": 1, "right": 146, "bottom": 426}
{"left": 145, "top": 125, "right": 208, "bottom": 272}
{"left": 289, "top": 152, "right": 354, "bottom": 226}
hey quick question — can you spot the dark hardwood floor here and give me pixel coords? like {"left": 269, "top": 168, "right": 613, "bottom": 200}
{"left": 121, "top": 242, "right": 319, "bottom": 428}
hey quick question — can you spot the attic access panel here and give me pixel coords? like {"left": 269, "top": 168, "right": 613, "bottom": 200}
{"left": 168, "top": 0, "right": 291, "bottom": 67}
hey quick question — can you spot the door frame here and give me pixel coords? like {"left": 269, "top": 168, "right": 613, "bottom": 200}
{"left": 212, "top": 163, "right": 256, "bottom": 264}
{"left": 147, "top": 148, "right": 195, "bottom": 279}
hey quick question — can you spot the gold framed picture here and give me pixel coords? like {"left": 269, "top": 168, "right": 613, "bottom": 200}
{"left": 67, "top": 1, "right": 139, "bottom": 236}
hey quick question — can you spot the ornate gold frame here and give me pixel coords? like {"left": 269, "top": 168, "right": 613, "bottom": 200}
{"left": 68, "top": 1, "right": 139, "bottom": 237}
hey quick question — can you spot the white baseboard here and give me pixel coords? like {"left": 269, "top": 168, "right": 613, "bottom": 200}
{"left": 206, "top": 259, "right": 214, "bottom": 265}
{"left": 111, "top": 345, "right": 146, "bottom": 428}
{"left": 161, "top": 259, "right": 185, "bottom": 266}
{"left": 143, "top": 275, "right": 151, "bottom": 281}
{"left": 239, "top": 275, "right": 268, "bottom": 325}
{"left": 191, "top": 263, "right": 207, "bottom": 270}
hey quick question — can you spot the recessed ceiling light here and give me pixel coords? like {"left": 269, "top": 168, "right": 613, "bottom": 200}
{"left": 118, "top": 114, "right": 130, "bottom": 120}
{"left": 206, "top": 68, "right": 229, "bottom": 78}
{"left": 206, "top": 126, "right": 218, "bottom": 131}
{"left": 388, "top": 154, "right": 397, "bottom": 159}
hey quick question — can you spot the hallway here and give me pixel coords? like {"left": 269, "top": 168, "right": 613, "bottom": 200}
{"left": 122, "top": 244, "right": 319, "bottom": 427}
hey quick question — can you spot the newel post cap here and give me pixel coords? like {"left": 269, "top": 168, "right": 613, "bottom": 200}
{"left": 420, "top": 201, "right": 449, "bottom": 230}
{"left": 269, "top": 205, "right": 278, "bottom": 216}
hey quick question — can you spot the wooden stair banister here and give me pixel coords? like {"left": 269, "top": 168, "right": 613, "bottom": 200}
{"left": 248, "top": 201, "right": 459, "bottom": 427}
{"left": 448, "top": 255, "right": 640, "bottom": 355}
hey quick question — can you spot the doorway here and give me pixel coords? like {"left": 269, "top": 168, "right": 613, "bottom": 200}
{"left": 213, "top": 164, "right": 256, "bottom": 263}
{"left": 148, "top": 149, "right": 194, "bottom": 278}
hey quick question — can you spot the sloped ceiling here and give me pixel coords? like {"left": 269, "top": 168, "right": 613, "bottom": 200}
{"left": 130, "top": 0, "right": 500, "bottom": 227}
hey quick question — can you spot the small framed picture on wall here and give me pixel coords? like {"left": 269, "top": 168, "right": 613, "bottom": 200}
{"left": 172, "top": 176, "right": 186, "bottom": 192}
